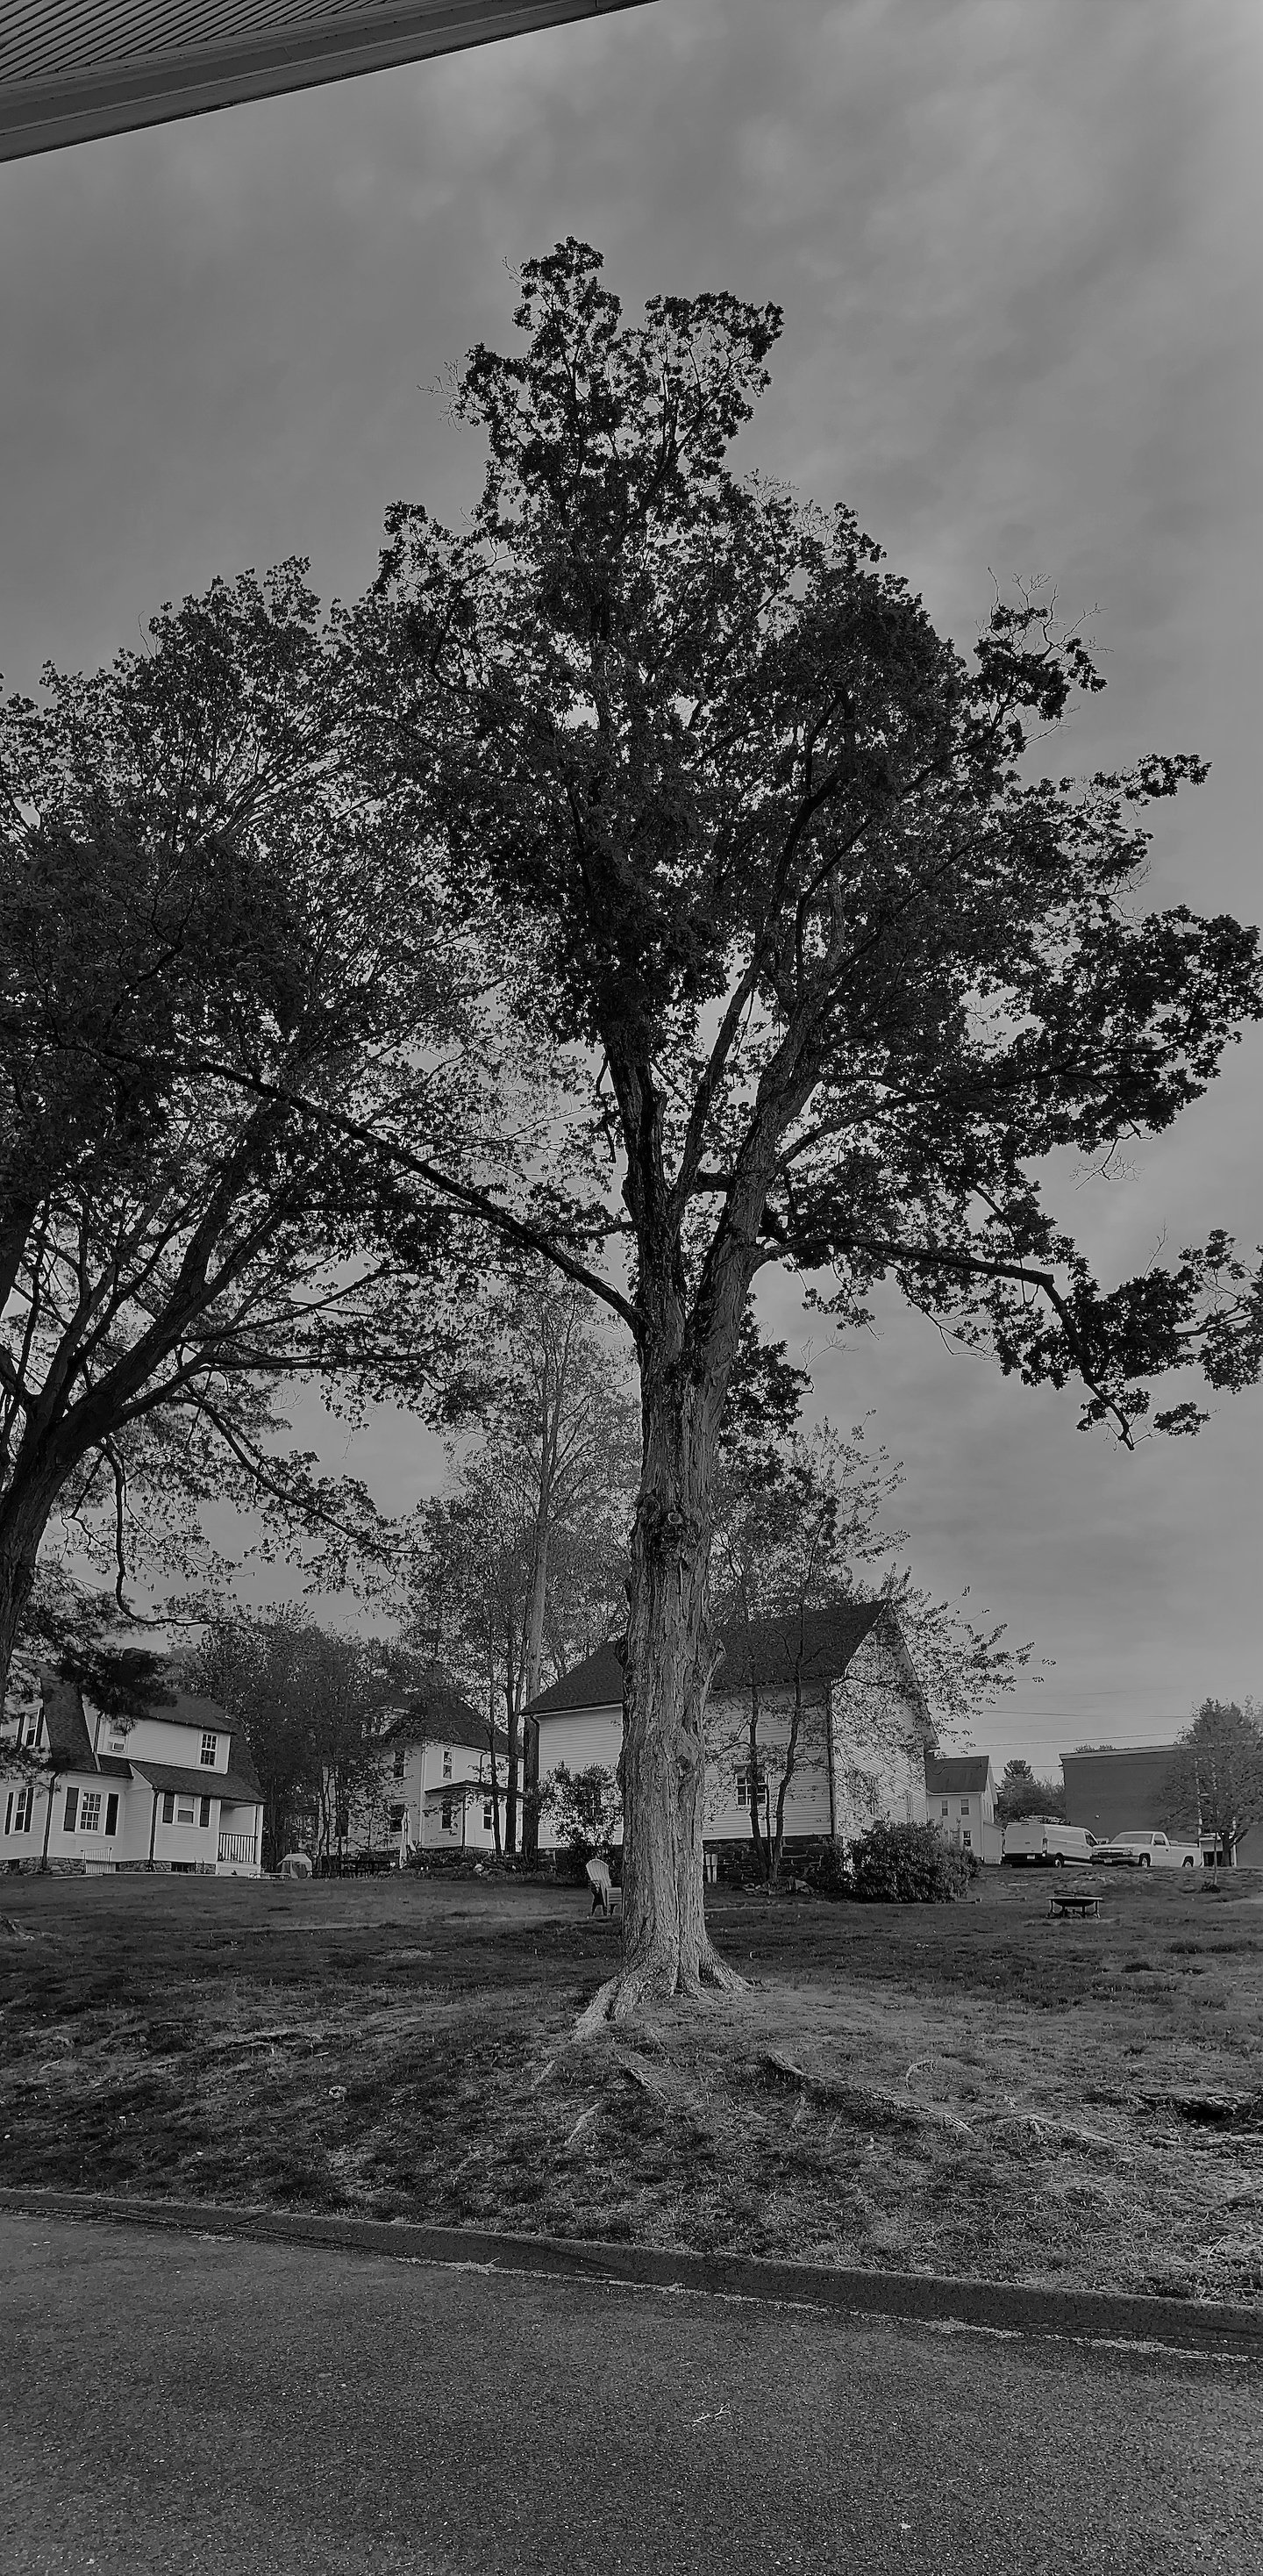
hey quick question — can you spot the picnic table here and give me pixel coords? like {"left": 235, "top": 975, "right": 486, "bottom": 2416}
{"left": 1048, "top": 1888, "right": 1102, "bottom": 1921}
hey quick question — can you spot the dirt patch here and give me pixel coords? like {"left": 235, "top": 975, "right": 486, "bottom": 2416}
{"left": 1, "top": 1867, "right": 1260, "bottom": 2301}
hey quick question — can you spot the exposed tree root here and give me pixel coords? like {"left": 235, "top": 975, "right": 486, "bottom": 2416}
{"left": 573, "top": 1938, "right": 746, "bottom": 2037}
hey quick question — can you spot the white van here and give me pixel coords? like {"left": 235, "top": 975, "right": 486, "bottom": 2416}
{"left": 1002, "top": 1819, "right": 1096, "bottom": 1868}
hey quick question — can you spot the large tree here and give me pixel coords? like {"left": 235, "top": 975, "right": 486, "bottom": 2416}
{"left": 0, "top": 563, "right": 468, "bottom": 1699}
{"left": 346, "top": 241, "right": 1262, "bottom": 2017}
{"left": 192, "top": 1608, "right": 414, "bottom": 1871}
{"left": 1160, "top": 1699, "right": 1263, "bottom": 1871}
{"left": 995, "top": 1758, "right": 1067, "bottom": 1828}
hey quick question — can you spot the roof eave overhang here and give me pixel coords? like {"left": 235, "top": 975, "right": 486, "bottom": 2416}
{"left": 0, "top": 1, "right": 650, "bottom": 162}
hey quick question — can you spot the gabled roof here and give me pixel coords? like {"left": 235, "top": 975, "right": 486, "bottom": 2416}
{"left": 529, "top": 1639, "right": 624, "bottom": 1715}
{"left": 925, "top": 1754, "right": 993, "bottom": 1794}
{"left": 35, "top": 1665, "right": 261, "bottom": 1794}
{"left": 384, "top": 1666, "right": 506, "bottom": 1758}
{"left": 528, "top": 1603, "right": 891, "bottom": 1718}
{"left": 152, "top": 1685, "right": 236, "bottom": 1739}
{"left": 129, "top": 1759, "right": 262, "bottom": 1805}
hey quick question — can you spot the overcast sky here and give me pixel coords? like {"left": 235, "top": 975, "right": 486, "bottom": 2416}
{"left": 2, "top": 0, "right": 1260, "bottom": 1770}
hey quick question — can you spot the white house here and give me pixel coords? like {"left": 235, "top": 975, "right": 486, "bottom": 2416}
{"left": 926, "top": 1752, "right": 1002, "bottom": 1863}
{"left": 380, "top": 1669, "right": 511, "bottom": 1857}
{"left": 527, "top": 1602, "right": 935, "bottom": 1854}
{"left": 0, "top": 1670, "right": 264, "bottom": 1877}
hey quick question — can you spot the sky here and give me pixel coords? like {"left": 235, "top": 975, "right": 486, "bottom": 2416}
{"left": 2, "top": 0, "right": 1260, "bottom": 1773}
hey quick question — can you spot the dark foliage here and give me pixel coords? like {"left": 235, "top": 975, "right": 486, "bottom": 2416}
{"left": 846, "top": 1819, "right": 975, "bottom": 1903}
{"left": 995, "top": 1759, "right": 1068, "bottom": 1826}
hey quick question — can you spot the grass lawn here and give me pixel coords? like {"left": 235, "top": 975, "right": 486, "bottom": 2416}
{"left": 2, "top": 1865, "right": 1261, "bottom": 2303}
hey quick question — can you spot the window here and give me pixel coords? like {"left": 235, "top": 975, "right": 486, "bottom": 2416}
{"left": 175, "top": 1795, "right": 195, "bottom": 1825}
{"left": 15, "top": 1785, "right": 33, "bottom": 1832}
{"left": 735, "top": 1767, "right": 767, "bottom": 1809}
{"left": 199, "top": 1796, "right": 211, "bottom": 1828}
{"left": 482, "top": 1799, "right": 493, "bottom": 1832}
{"left": 104, "top": 1793, "right": 118, "bottom": 1836}
{"left": 960, "top": 1800, "right": 970, "bottom": 1816}
{"left": 961, "top": 1828, "right": 973, "bottom": 1849}
{"left": 63, "top": 1786, "right": 79, "bottom": 1833}
{"left": 80, "top": 1792, "right": 102, "bottom": 1833}
{"left": 389, "top": 1804, "right": 405, "bottom": 1832}
{"left": 393, "top": 1747, "right": 405, "bottom": 1780}
{"left": 440, "top": 1795, "right": 454, "bottom": 1833}
{"left": 441, "top": 1749, "right": 453, "bottom": 1780}
{"left": 200, "top": 1732, "right": 218, "bottom": 1767}
{"left": 940, "top": 1800, "right": 949, "bottom": 1819}
{"left": 17, "top": 1709, "right": 41, "bottom": 1750}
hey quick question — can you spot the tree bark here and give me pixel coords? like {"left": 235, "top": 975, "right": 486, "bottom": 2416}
{"left": 576, "top": 1330, "right": 743, "bottom": 2029}
{"left": 486, "top": 1683, "right": 503, "bottom": 1857}
{"left": 0, "top": 1449, "right": 67, "bottom": 1708}
{"left": 739, "top": 1582, "right": 767, "bottom": 1885}
{"left": 771, "top": 1657, "right": 808, "bottom": 1890}
{"left": 39, "top": 1765, "right": 60, "bottom": 1871}
{"left": 503, "top": 1619, "right": 518, "bottom": 1857}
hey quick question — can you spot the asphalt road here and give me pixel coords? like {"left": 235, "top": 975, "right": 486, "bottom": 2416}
{"left": 1, "top": 2213, "right": 1259, "bottom": 2574}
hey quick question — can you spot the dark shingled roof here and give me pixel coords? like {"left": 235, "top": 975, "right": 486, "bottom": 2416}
{"left": 35, "top": 1665, "right": 261, "bottom": 1794}
{"left": 528, "top": 1603, "right": 890, "bottom": 1718}
{"left": 384, "top": 1666, "right": 506, "bottom": 1758}
{"left": 925, "top": 1754, "right": 993, "bottom": 1794}
{"left": 129, "top": 1760, "right": 262, "bottom": 1805}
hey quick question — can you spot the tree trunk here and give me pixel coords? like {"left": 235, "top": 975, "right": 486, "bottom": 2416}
{"left": 504, "top": 1619, "right": 518, "bottom": 1857}
{"left": 521, "top": 1719, "right": 539, "bottom": 1867}
{"left": 576, "top": 1342, "right": 743, "bottom": 2030}
{"left": 504, "top": 1713, "right": 518, "bottom": 1857}
{"left": 486, "top": 1684, "right": 503, "bottom": 1858}
{"left": 771, "top": 1662, "right": 807, "bottom": 1889}
{"left": 39, "top": 1768, "right": 59, "bottom": 1871}
{"left": 0, "top": 1458, "right": 66, "bottom": 1709}
{"left": 740, "top": 1585, "right": 767, "bottom": 1885}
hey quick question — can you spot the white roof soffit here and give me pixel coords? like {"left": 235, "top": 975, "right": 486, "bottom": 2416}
{"left": 0, "top": 1, "right": 652, "bottom": 161}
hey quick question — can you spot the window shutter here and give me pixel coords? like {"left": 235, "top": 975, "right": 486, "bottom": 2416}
{"left": 104, "top": 1793, "right": 118, "bottom": 1835}
{"left": 4, "top": 1792, "right": 11, "bottom": 1835}
{"left": 64, "top": 1785, "right": 78, "bottom": 1832}
{"left": 162, "top": 1791, "right": 175, "bottom": 1823}
{"left": 199, "top": 1796, "right": 211, "bottom": 1828}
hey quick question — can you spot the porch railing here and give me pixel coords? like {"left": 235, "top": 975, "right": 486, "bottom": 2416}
{"left": 218, "top": 1830, "right": 258, "bottom": 1864}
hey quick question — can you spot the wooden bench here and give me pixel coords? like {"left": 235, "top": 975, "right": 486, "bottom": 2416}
{"left": 1048, "top": 1890, "right": 1101, "bottom": 1921}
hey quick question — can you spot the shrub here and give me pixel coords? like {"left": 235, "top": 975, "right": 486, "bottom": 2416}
{"left": 846, "top": 1819, "right": 974, "bottom": 1903}
{"left": 806, "top": 1838, "right": 852, "bottom": 1900}
{"left": 537, "top": 1762, "right": 622, "bottom": 1870}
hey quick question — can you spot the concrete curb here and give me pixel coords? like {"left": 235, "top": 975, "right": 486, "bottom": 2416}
{"left": 3, "top": 2186, "right": 1260, "bottom": 2356}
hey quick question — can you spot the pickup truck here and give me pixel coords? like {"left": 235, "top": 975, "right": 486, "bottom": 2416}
{"left": 1093, "top": 1831, "right": 1201, "bottom": 1870}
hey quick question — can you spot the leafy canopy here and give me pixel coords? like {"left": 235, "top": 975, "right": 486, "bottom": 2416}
{"left": 0, "top": 564, "right": 473, "bottom": 1670}
{"left": 365, "top": 240, "right": 1263, "bottom": 1441}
